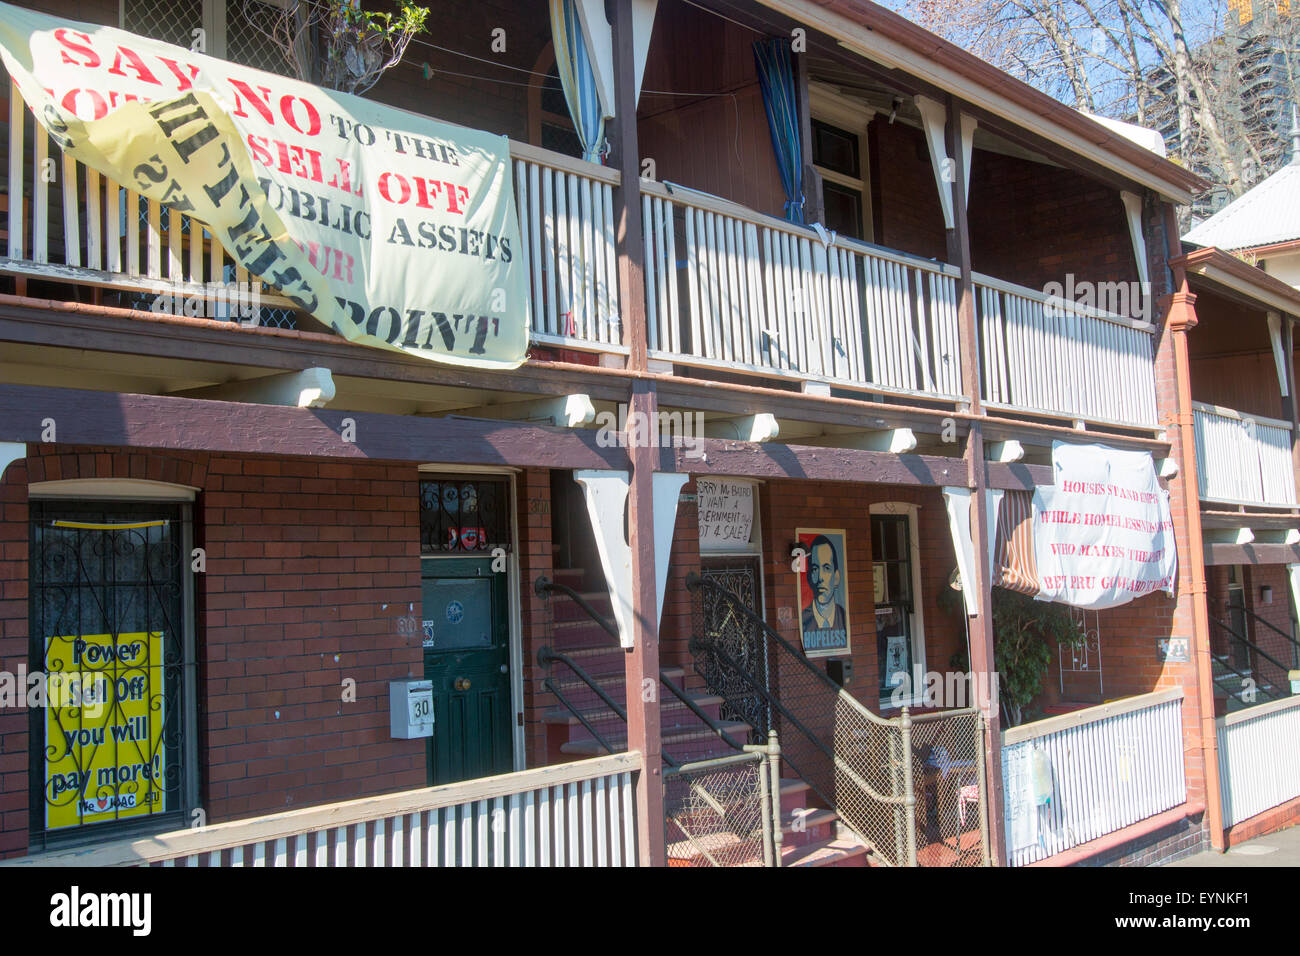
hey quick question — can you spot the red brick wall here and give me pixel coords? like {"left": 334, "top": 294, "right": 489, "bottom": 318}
{"left": 759, "top": 482, "right": 965, "bottom": 713}
{"left": 367, "top": 0, "right": 552, "bottom": 145}
{"left": 516, "top": 468, "right": 554, "bottom": 768}
{"left": 637, "top": 3, "right": 787, "bottom": 217}
{"left": 0, "top": 460, "right": 29, "bottom": 858}
{"left": 968, "top": 149, "right": 1139, "bottom": 294}
{"left": 0, "top": 446, "right": 437, "bottom": 855}
{"left": 1243, "top": 563, "right": 1297, "bottom": 692}
{"left": 868, "top": 119, "right": 948, "bottom": 262}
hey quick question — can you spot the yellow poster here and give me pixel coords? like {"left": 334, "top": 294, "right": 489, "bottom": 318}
{"left": 0, "top": 2, "right": 528, "bottom": 369}
{"left": 44, "top": 631, "right": 166, "bottom": 831}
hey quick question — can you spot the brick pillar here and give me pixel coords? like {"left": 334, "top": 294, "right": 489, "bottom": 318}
{"left": 0, "top": 457, "right": 29, "bottom": 858}
{"left": 515, "top": 468, "right": 554, "bottom": 769}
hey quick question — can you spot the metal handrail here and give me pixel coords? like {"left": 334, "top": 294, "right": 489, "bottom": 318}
{"left": 1211, "top": 615, "right": 1296, "bottom": 684}
{"left": 535, "top": 576, "right": 618, "bottom": 640}
{"left": 686, "top": 572, "right": 899, "bottom": 729}
{"left": 535, "top": 575, "right": 750, "bottom": 768}
{"left": 1237, "top": 605, "right": 1300, "bottom": 655}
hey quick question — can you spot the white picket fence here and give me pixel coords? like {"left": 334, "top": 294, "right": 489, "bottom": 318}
{"left": 978, "top": 274, "right": 1159, "bottom": 428}
{"left": 1193, "top": 402, "right": 1297, "bottom": 507}
{"left": 3, "top": 753, "right": 641, "bottom": 867}
{"left": 641, "top": 180, "right": 963, "bottom": 400}
{"left": 512, "top": 141, "right": 623, "bottom": 354}
{"left": 1001, "top": 688, "right": 1186, "bottom": 866}
{"left": 1217, "top": 696, "right": 1300, "bottom": 828}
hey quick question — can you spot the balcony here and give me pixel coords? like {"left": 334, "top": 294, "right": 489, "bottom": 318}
{"left": 0, "top": 80, "right": 1160, "bottom": 432}
{"left": 1193, "top": 402, "right": 1298, "bottom": 507}
{"left": 638, "top": 180, "right": 1158, "bottom": 428}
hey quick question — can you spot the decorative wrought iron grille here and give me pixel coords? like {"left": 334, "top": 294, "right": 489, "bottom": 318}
{"left": 696, "top": 558, "right": 769, "bottom": 741}
{"left": 419, "top": 478, "right": 512, "bottom": 556}
{"left": 1061, "top": 607, "right": 1103, "bottom": 697}
{"left": 28, "top": 501, "right": 192, "bottom": 845}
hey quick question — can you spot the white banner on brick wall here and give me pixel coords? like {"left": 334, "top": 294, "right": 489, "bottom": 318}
{"left": 1032, "top": 442, "right": 1177, "bottom": 610}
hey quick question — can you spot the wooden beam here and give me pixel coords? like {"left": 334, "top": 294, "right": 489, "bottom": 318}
{"left": 674, "top": 438, "right": 965, "bottom": 484}
{"left": 986, "top": 439, "right": 1024, "bottom": 463}
{"left": 817, "top": 427, "right": 917, "bottom": 453}
{"left": 175, "top": 367, "right": 336, "bottom": 408}
{"left": 0, "top": 297, "right": 635, "bottom": 406}
{"left": 611, "top": 0, "right": 649, "bottom": 374}
{"left": 1203, "top": 542, "right": 1300, "bottom": 565}
{"left": 947, "top": 90, "right": 1005, "bottom": 867}
{"left": 0, "top": 383, "right": 631, "bottom": 471}
{"left": 453, "top": 394, "right": 597, "bottom": 428}
{"left": 702, "top": 413, "right": 780, "bottom": 442}
{"left": 625, "top": 380, "right": 665, "bottom": 867}
{"left": 613, "top": 0, "right": 663, "bottom": 869}
{"left": 986, "top": 461, "right": 1052, "bottom": 491}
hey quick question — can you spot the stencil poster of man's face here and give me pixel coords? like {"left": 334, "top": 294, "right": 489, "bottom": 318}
{"left": 797, "top": 528, "right": 850, "bottom": 657}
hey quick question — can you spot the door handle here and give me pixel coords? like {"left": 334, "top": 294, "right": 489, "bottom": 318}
{"left": 454, "top": 677, "right": 472, "bottom": 691}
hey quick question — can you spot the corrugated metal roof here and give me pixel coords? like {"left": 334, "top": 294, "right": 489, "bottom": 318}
{"left": 1183, "top": 160, "right": 1300, "bottom": 251}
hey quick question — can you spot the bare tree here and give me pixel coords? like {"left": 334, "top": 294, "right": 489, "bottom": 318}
{"left": 894, "top": 0, "right": 1293, "bottom": 213}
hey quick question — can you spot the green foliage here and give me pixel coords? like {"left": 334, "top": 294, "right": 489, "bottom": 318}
{"left": 320, "top": 2, "right": 431, "bottom": 96}
{"left": 940, "top": 581, "right": 1085, "bottom": 726}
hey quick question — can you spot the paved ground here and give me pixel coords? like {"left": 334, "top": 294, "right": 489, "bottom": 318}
{"left": 1165, "top": 823, "right": 1300, "bottom": 866}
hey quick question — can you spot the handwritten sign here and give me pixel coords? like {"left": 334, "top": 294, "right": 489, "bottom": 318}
{"left": 0, "top": 4, "right": 528, "bottom": 369}
{"left": 1033, "top": 442, "right": 1177, "bottom": 610}
{"left": 697, "top": 479, "right": 754, "bottom": 551}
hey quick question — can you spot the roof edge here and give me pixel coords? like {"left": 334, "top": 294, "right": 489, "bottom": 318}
{"left": 778, "top": 0, "right": 1207, "bottom": 203}
{"left": 1172, "top": 247, "right": 1300, "bottom": 316}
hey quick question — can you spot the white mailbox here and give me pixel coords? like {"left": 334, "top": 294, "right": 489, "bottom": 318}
{"left": 390, "top": 679, "right": 435, "bottom": 738}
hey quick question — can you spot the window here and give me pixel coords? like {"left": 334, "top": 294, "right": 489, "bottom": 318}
{"left": 122, "top": 0, "right": 299, "bottom": 76}
{"left": 811, "top": 117, "right": 871, "bottom": 242}
{"left": 870, "top": 503, "right": 926, "bottom": 707}
{"left": 420, "top": 478, "right": 513, "bottom": 555}
{"left": 28, "top": 498, "right": 198, "bottom": 848}
{"left": 528, "top": 46, "right": 583, "bottom": 159}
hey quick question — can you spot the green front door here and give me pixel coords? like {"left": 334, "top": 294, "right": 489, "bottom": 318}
{"left": 422, "top": 556, "right": 513, "bottom": 785}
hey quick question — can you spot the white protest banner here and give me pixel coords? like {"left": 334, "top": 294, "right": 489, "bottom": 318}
{"left": 0, "top": 2, "right": 528, "bottom": 369}
{"left": 1032, "top": 442, "right": 1177, "bottom": 609}
{"left": 697, "top": 479, "right": 754, "bottom": 551}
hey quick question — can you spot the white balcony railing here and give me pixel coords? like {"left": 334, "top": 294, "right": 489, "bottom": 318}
{"left": 0, "top": 77, "right": 1164, "bottom": 425}
{"left": 1001, "top": 689, "right": 1186, "bottom": 866}
{"left": 641, "top": 180, "right": 963, "bottom": 401}
{"left": 2, "top": 753, "right": 641, "bottom": 867}
{"left": 977, "top": 274, "right": 1159, "bottom": 428}
{"left": 512, "top": 141, "right": 624, "bottom": 355}
{"left": 1, "top": 82, "right": 625, "bottom": 353}
{"left": 1217, "top": 696, "right": 1300, "bottom": 828}
{"left": 1192, "top": 402, "right": 1297, "bottom": 507}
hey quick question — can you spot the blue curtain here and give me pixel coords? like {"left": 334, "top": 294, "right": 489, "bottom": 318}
{"left": 550, "top": 0, "right": 607, "bottom": 163}
{"left": 753, "top": 37, "right": 805, "bottom": 224}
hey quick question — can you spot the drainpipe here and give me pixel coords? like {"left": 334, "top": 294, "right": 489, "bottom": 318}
{"left": 1160, "top": 266, "right": 1227, "bottom": 852}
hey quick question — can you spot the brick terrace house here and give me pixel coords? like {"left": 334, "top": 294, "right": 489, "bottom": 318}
{"left": 0, "top": 0, "right": 1293, "bottom": 868}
